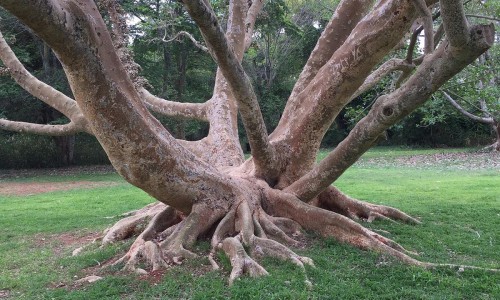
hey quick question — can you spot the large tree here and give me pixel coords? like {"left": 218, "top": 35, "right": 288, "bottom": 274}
{"left": 0, "top": 0, "right": 496, "bottom": 284}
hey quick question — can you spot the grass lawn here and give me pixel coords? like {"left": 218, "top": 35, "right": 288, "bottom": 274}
{"left": 0, "top": 148, "right": 498, "bottom": 299}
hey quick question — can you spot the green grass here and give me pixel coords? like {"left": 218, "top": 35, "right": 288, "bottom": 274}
{"left": 0, "top": 148, "right": 499, "bottom": 299}
{"left": 317, "top": 146, "right": 473, "bottom": 160}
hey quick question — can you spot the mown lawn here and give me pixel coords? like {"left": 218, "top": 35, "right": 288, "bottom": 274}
{"left": 0, "top": 148, "right": 498, "bottom": 299}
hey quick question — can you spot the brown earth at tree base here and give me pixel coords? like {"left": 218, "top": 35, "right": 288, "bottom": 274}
{"left": 0, "top": 181, "right": 119, "bottom": 196}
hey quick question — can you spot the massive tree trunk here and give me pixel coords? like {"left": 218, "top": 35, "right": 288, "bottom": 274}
{"left": 0, "top": 0, "right": 496, "bottom": 283}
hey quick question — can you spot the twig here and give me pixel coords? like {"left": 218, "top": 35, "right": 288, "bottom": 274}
{"left": 163, "top": 30, "right": 209, "bottom": 52}
{"left": 466, "top": 14, "right": 500, "bottom": 22}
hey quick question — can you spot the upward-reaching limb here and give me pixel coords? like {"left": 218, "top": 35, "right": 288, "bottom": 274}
{"left": 183, "top": 0, "right": 277, "bottom": 180}
{"left": 0, "top": 30, "right": 91, "bottom": 135}
{"left": 439, "top": 0, "right": 469, "bottom": 49}
{"left": 244, "top": 0, "right": 266, "bottom": 50}
{"left": 442, "top": 91, "right": 495, "bottom": 124}
{"left": 269, "top": 0, "right": 426, "bottom": 188}
{"left": 284, "top": 0, "right": 375, "bottom": 108}
{"left": 411, "top": 0, "right": 434, "bottom": 54}
{"left": 285, "top": 23, "right": 495, "bottom": 201}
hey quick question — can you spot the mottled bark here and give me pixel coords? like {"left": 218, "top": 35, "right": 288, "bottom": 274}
{"left": 183, "top": 0, "right": 277, "bottom": 180}
{"left": 286, "top": 24, "right": 494, "bottom": 200}
{"left": 0, "top": 0, "right": 496, "bottom": 285}
{"left": 272, "top": 0, "right": 427, "bottom": 188}
{"left": 286, "top": 0, "right": 375, "bottom": 102}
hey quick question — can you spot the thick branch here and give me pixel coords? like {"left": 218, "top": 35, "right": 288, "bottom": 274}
{"left": 411, "top": 0, "right": 434, "bottom": 54}
{"left": 0, "top": 119, "right": 81, "bottom": 136}
{"left": 0, "top": 31, "right": 84, "bottom": 122}
{"left": 351, "top": 58, "right": 415, "bottom": 100}
{"left": 102, "top": 0, "right": 147, "bottom": 88}
{"left": 139, "top": 88, "right": 209, "bottom": 121}
{"left": 440, "top": 0, "right": 469, "bottom": 48}
{"left": 243, "top": 0, "right": 266, "bottom": 50}
{"left": 183, "top": 0, "right": 276, "bottom": 179}
{"left": 287, "top": 0, "right": 375, "bottom": 101}
{"left": 286, "top": 24, "right": 495, "bottom": 201}
{"left": 442, "top": 91, "right": 494, "bottom": 124}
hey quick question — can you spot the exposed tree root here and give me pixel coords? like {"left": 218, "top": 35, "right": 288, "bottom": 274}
{"left": 102, "top": 183, "right": 496, "bottom": 285}
{"left": 102, "top": 202, "right": 169, "bottom": 246}
{"left": 481, "top": 141, "right": 500, "bottom": 152}
{"left": 113, "top": 202, "right": 226, "bottom": 273}
{"left": 220, "top": 237, "right": 268, "bottom": 286}
{"left": 209, "top": 199, "right": 314, "bottom": 285}
{"left": 316, "top": 186, "right": 421, "bottom": 224}
{"left": 112, "top": 205, "right": 183, "bottom": 273}
{"left": 265, "top": 188, "right": 426, "bottom": 266}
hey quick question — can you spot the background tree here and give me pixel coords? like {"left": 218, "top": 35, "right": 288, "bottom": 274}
{"left": 124, "top": 0, "right": 215, "bottom": 140}
{"left": 0, "top": 10, "right": 83, "bottom": 166}
{"left": 0, "top": 0, "right": 496, "bottom": 285}
{"left": 439, "top": 46, "right": 499, "bottom": 150}
{"left": 341, "top": 0, "right": 499, "bottom": 148}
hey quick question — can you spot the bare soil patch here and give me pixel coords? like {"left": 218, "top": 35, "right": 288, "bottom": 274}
{"left": 34, "top": 231, "right": 103, "bottom": 256}
{"left": 0, "top": 165, "right": 115, "bottom": 179}
{"left": 0, "top": 181, "right": 119, "bottom": 196}
{"left": 0, "top": 290, "right": 10, "bottom": 299}
{"left": 356, "top": 151, "right": 500, "bottom": 170}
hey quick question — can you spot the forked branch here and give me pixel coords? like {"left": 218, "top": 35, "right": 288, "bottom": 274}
{"left": 285, "top": 23, "right": 495, "bottom": 201}
{"left": 411, "top": 0, "right": 434, "bottom": 54}
{"left": 287, "top": 0, "right": 374, "bottom": 101}
{"left": 0, "top": 30, "right": 91, "bottom": 135}
{"left": 183, "top": 0, "right": 277, "bottom": 179}
{"left": 406, "top": 11, "right": 441, "bottom": 63}
{"left": 442, "top": 91, "right": 494, "bottom": 124}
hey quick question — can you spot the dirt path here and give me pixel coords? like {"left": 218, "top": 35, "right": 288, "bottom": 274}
{"left": 0, "top": 165, "right": 119, "bottom": 196}
{"left": 0, "top": 151, "right": 498, "bottom": 196}
{"left": 356, "top": 151, "right": 500, "bottom": 170}
{"left": 0, "top": 181, "right": 119, "bottom": 196}
{"left": 0, "top": 165, "right": 115, "bottom": 179}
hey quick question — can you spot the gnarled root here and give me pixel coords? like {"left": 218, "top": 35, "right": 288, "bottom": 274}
{"left": 112, "top": 205, "right": 182, "bottom": 273}
{"left": 102, "top": 202, "right": 169, "bottom": 246}
{"left": 265, "top": 188, "right": 425, "bottom": 266}
{"left": 210, "top": 200, "right": 314, "bottom": 285}
{"left": 114, "top": 202, "right": 225, "bottom": 273}
{"left": 220, "top": 237, "right": 268, "bottom": 285}
{"left": 104, "top": 183, "right": 496, "bottom": 284}
{"left": 316, "top": 186, "right": 420, "bottom": 224}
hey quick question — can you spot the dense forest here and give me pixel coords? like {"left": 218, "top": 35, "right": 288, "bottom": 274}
{"left": 0, "top": 0, "right": 498, "bottom": 169}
